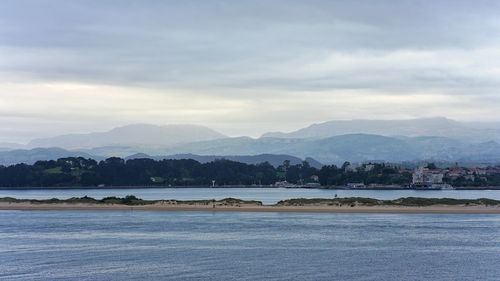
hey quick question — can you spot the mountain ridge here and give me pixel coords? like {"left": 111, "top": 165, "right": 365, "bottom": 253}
{"left": 261, "top": 117, "right": 500, "bottom": 142}
{"left": 0, "top": 148, "right": 323, "bottom": 168}
{"left": 28, "top": 124, "right": 227, "bottom": 149}
{"left": 125, "top": 153, "right": 323, "bottom": 168}
{"left": 0, "top": 147, "right": 103, "bottom": 166}
{"left": 2, "top": 133, "right": 500, "bottom": 165}
{"left": 161, "top": 133, "right": 500, "bottom": 165}
{"left": 3, "top": 118, "right": 500, "bottom": 165}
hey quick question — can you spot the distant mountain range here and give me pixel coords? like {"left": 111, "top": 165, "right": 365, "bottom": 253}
{"left": 125, "top": 153, "right": 323, "bottom": 168}
{"left": 0, "top": 148, "right": 320, "bottom": 167}
{"left": 3, "top": 134, "right": 499, "bottom": 166}
{"left": 161, "top": 134, "right": 500, "bottom": 164}
{"left": 262, "top": 117, "right": 500, "bottom": 143}
{"left": 2, "top": 118, "right": 500, "bottom": 165}
{"left": 27, "top": 124, "right": 227, "bottom": 149}
{"left": 0, "top": 148, "right": 103, "bottom": 166}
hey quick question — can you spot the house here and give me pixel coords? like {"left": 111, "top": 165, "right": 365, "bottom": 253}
{"left": 470, "top": 168, "right": 487, "bottom": 176}
{"left": 412, "top": 167, "right": 444, "bottom": 185}
{"left": 364, "top": 164, "right": 376, "bottom": 172}
{"left": 150, "top": 177, "right": 165, "bottom": 183}
{"left": 446, "top": 168, "right": 466, "bottom": 180}
{"left": 310, "top": 175, "right": 319, "bottom": 182}
{"left": 486, "top": 167, "right": 500, "bottom": 175}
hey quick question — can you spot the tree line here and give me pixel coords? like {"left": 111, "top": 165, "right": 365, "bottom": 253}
{"left": 0, "top": 157, "right": 411, "bottom": 187}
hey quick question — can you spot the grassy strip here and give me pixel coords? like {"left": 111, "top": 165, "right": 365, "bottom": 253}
{"left": 1, "top": 196, "right": 500, "bottom": 207}
{"left": 0, "top": 196, "right": 262, "bottom": 206}
{"left": 276, "top": 197, "right": 500, "bottom": 206}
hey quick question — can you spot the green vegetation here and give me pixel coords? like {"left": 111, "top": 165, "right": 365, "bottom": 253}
{"left": 1, "top": 196, "right": 499, "bottom": 207}
{"left": 2, "top": 157, "right": 500, "bottom": 188}
{"left": 43, "top": 167, "right": 62, "bottom": 174}
{"left": 0, "top": 195, "right": 156, "bottom": 205}
{"left": 276, "top": 197, "right": 500, "bottom": 207}
{"left": 0, "top": 156, "right": 412, "bottom": 187}
{"left": 0, "top": 196, "right": 263, "bottom": 206}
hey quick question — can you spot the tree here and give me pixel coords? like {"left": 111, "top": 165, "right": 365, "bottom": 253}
{"left": 426, "top": 163, "right": 438, "bottom": 170}
{"left": 341, "top": 161, "right": 351, "bottom": 171}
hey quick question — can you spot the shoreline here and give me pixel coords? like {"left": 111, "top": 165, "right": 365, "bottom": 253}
{"left": 2, "top": 202, "right": 500, "bottom": 214}
{"left": 2, "top": 186, "right": 500, "bottom": 190}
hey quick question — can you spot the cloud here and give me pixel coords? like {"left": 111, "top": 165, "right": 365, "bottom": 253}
{"left": 1, "top": 0, "right": 500, "bottom": 142}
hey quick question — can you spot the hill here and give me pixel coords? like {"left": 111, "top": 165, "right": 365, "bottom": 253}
{"left": 262, "top": 117, "right": 500, "bottom": 142}
{"left": 3, "top": 134, "right": 500, "bottom": 165}
{"left": 125, "top": 153, "right": 323, "bottom": 168}
{"left": 0, "top": 148, "right": 102, "bottom": 166}
{"left": 162, "top": 134, "right": 500, "bottom": 164}
{"left": 28, "top": 124, "right": 227, "bottom": 149}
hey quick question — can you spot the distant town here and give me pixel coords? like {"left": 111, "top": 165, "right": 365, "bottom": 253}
{"left": 340, "top": 163, "right": 500, "bottom": 190}
{"left": 1, "top": 157, "right": 500, "bottom": 190}
{"left": 275, "top": 162, "right": 500, "bottom": 190}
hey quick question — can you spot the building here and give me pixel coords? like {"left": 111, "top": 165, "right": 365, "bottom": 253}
{"left": 412, "top": 166, "right": 453, "bottom": 189}
{"left": 446, "top": 168, "right": 466, "bottom": 180}
{"left": 470, "top": 168, "right": 487, "bottom": 176}
{"left": 150, "top": 177, "right": 165, "bottom": 183}
{"left": 347, "top": 183, "right": 366, "bottom": 189}
{"left": 364, "top": 164, "right": 376, "bottom": 172}
{"left": 412, "top": 167, "right": 444, "bottom": 185}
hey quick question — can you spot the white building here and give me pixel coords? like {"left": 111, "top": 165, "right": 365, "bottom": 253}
{"left": 364, "top": 164, "right": 376, "bottom": 172}
{"left": 412, "top": 167, "right": 444, "bottom": 185}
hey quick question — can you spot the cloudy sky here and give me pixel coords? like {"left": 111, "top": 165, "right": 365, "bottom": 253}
{"left": 1, "top": 0, "right": 500, "bottom": 143}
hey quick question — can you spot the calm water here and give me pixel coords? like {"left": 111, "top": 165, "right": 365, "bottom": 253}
{"left": 1, "top": 188, "right": 500, "bottom": 204}
{"left": 0, "top": 211, "right": 499, "bottom": 281}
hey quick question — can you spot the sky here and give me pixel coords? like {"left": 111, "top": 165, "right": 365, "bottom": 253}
{"left": 1, "top": 0, "right": 500, "bottom": 143}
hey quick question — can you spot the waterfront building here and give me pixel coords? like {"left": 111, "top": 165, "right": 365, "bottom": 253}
{"left": 412, "top": 167, "right": 444, "bottom": 185}
{"left": 347, "top": 183, "right": 366, "bottom": 189}
{"left": 411, "top": 166, "right": 452, "bottom": 189}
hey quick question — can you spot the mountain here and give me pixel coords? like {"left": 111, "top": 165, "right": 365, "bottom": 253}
{"left": 156, "top": 134, "right": 414, "bottom": 164}
{"left": 8, "top": 119, "right": 500, "bottom": 165}
{"left": 4, "top": 134, "right": 500, "bottom": 166}
{"left": 28, "top": 124, "right": 227, "bottom": 149}
{"left": 458, "top": 141, "right": 500, "bottom": 163}
{"left": 0, "top": 142, "right": 26, "bottom": 150}
{"left": 293, "top": 134, "right": 418, "bottom": 163}
{"left": 78, "top": 146, "right": 146, "bottom": 158}
{"left": 125, "top": 153, "right": 323, "bottom": 168}
{"left": 0, "top": 148, "right": 101, "bottom": 166}
{"left": 262, "top": 117, "right": 500, "bottom": 142}
{"left": 159, "top": 137, "right": 305, "bottom": 156}
{"left": 159, "top": 133, "right": 500, "bottom": 165}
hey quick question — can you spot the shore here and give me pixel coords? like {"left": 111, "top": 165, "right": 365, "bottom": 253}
{"left": 2, "top": 201, "right": 500, "bottom": 214}
{"left": 2, "top": 186, "right": 500, "bottom": 190}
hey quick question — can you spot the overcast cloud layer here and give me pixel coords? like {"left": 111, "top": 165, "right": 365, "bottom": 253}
{"left": 1, "top": 0, "right": 500, "bottom": 142}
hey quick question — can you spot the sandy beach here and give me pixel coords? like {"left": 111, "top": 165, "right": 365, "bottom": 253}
{"left": 2, "top": 201, "right": 500, "bottom": 214}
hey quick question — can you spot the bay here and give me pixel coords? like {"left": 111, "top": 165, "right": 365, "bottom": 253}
{"left": 0, "top": 211, "right": 499, "bottom": 280}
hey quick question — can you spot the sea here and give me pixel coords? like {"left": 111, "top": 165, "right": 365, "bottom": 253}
{"left": 0, "top": 210, "right": 499, "bottom": 281}
{"left": 2, "top": 188, "right": 500, "bottom": 280}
